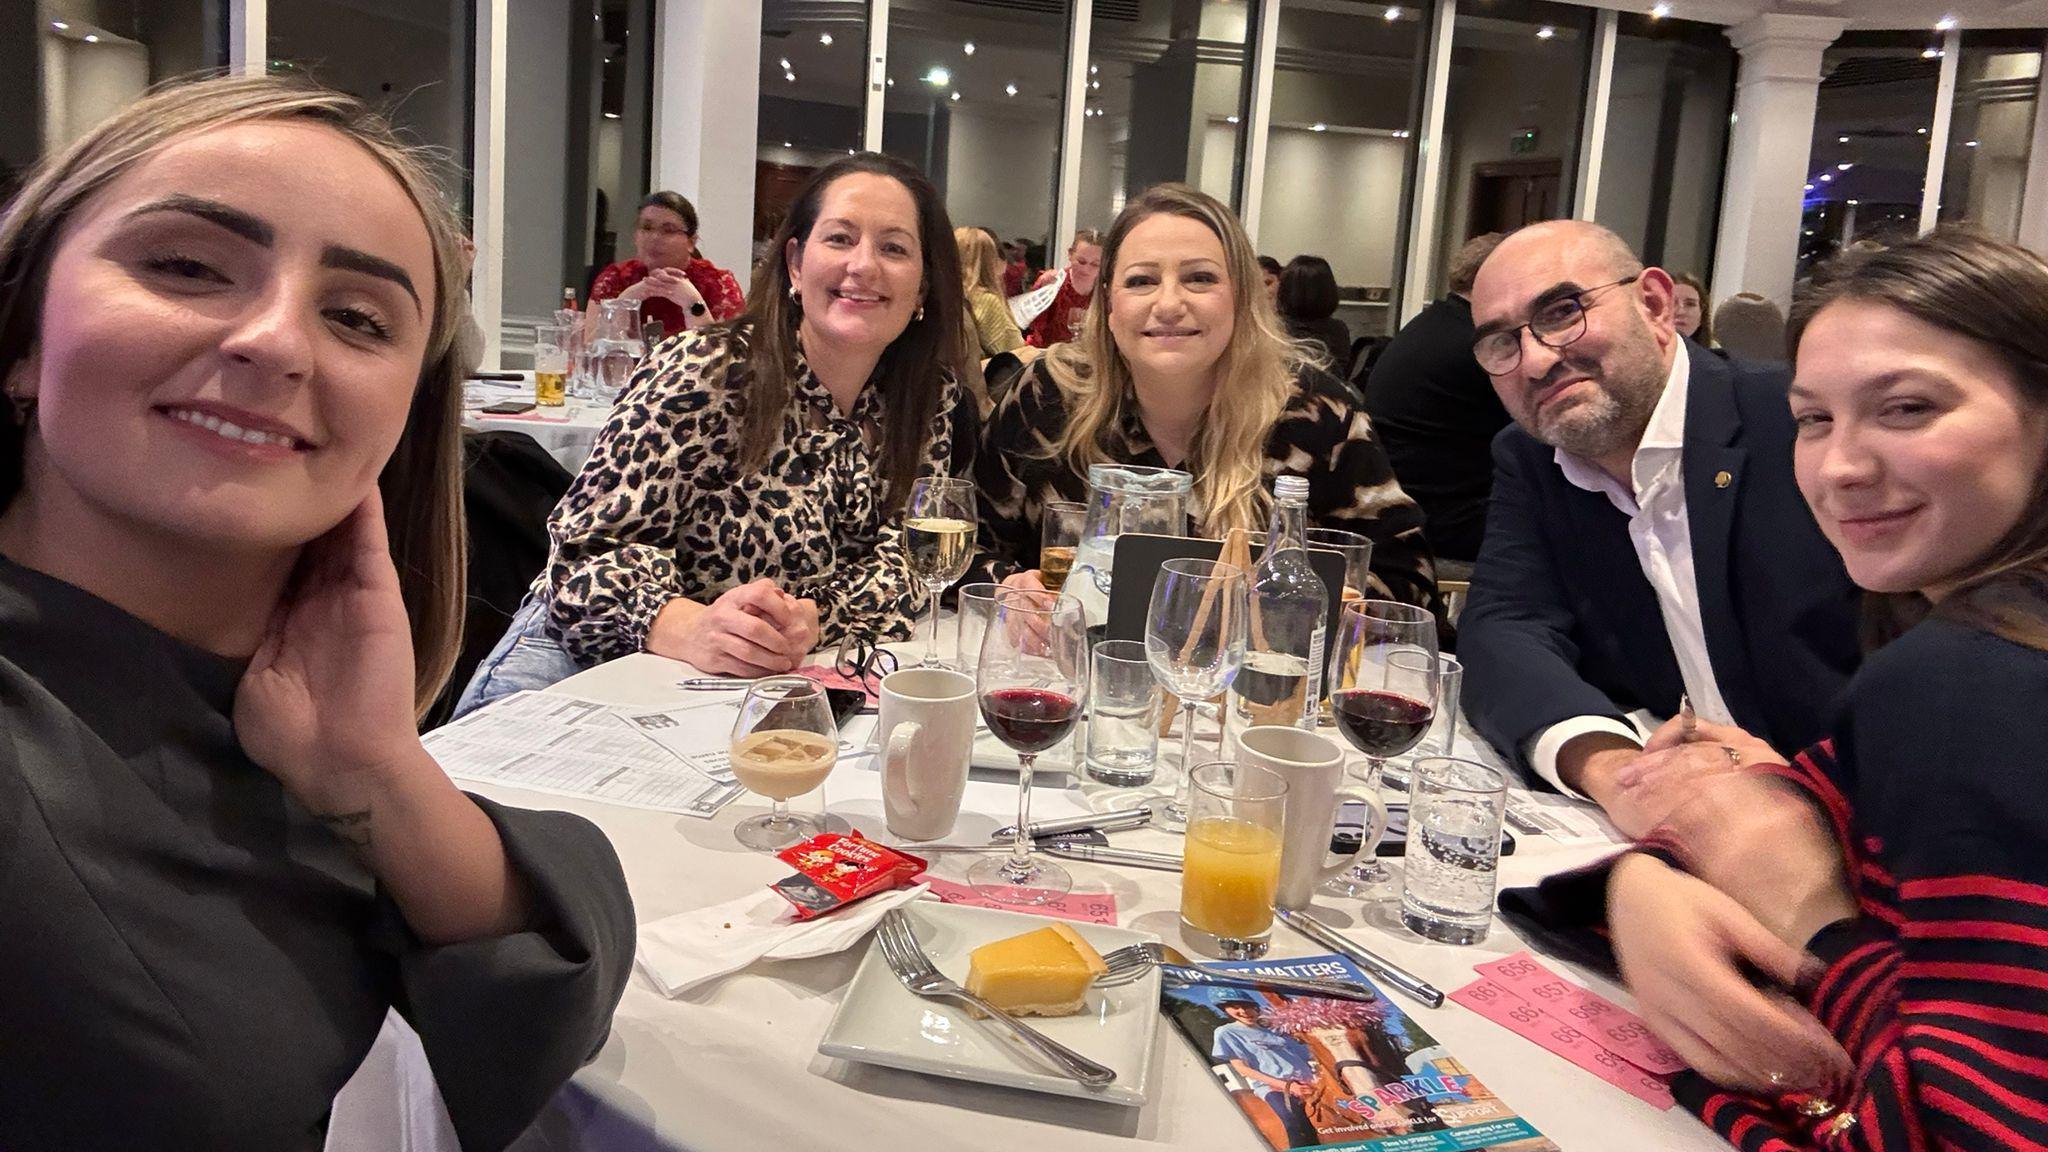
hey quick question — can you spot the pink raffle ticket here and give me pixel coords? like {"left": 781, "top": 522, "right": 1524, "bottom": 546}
{"left": 1451, "top": 951, "right": 1681, "bottom": 1109}
{"left": 920, "top": 877, "right": 1119, "bottom": 925}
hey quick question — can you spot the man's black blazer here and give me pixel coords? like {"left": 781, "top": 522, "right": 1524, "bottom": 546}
{"left": 1459, "top": 344, "right": 1863, "bottom": 780}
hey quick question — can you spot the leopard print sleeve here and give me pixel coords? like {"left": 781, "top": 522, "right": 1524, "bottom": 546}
{"left": 1283, "top": 370, "right": 1443, "bottom": 614}
{"left": 541, "top": 331, "right": 733, "bottom": 663}
{"left": 796, "top": 374, "right": 972, "bottom": 645}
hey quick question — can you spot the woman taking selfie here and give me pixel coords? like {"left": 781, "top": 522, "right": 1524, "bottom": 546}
{"left": 975, "top": 183, "right": 1436, "bottom": 610}
{"left": 586, "top": 190, "right": 744, "bottom": 339}
{"left": 0, "top": 76, "right": 632, "bottom": 1149}
{"left": 1602, "top": 230, "right": 2048, "bottom": 1150}
{"left": 459, "top": 152, "right": 973, "bottom": 706}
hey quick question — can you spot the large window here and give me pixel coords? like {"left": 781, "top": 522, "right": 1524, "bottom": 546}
{"left": 1938, "top": 29, "right": 2043, "bottom": 241}
{"left": 1254, "top": 0, "right": 1427, "bottom": 340}
{"left": 1433, "top": 0, "right": 1593, "bottom": 292}
{"left": 1799, "top": 32, "right": 1940, "bottom": 279}
{"left": 755, "top": 0, "right": 870, "bottom": 264}
{"left": 880, "top": 0, "right": 1071, "bottom": 258}
{"left": 1596, "top": 12, "right": 1735, "bottom": 281}
{"left": 501, "top": 0, "right": 654, "bottom": 335}
{"left": 269, "top": 0, "right": 474, "bottom": 212}
{"left": 7, "top": 2, "right": 226, "bottom": 198}
{"left": 1077, "top": 0, "right": 1258, "bottom": 234}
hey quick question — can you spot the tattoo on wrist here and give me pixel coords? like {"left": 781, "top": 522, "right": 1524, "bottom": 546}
{"left": 320, "top": 809, "right": 373, "bottom": 848}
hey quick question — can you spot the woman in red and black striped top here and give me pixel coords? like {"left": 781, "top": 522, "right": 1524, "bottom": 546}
{"left": 1604, "top": 229, "right": 2048, "bottom": 1151}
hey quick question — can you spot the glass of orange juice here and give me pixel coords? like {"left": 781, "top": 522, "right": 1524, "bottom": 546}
{"left": 1180, "top": 760, "right": 1289, "bottom": 959}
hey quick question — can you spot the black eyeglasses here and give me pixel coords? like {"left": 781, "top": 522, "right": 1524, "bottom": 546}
{"left": 834, "top": 632, "right": 899, "bottom": 690}
{"left": 1472, "top": 274, "right": 1640, "bottom": 376}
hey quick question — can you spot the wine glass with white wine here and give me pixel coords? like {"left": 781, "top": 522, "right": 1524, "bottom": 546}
{"left": 902, "top": 477, "right": 977, "bottom": 667}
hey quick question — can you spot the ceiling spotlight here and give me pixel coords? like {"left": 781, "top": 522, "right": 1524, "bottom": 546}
{"left": 785, "top": 71, "right": 796, "bottom": 82}
{"left": 1838, "top": 135, "right": 1850, "bottom": 143}
{"left": 783, "top": 141, "right": 792, "bottom": 147}
{"left": 925, "top": 65, "right": 950, "bottom": 86}
{"left": 1922, "top": 47, "right": 1942, "bottom": 59}
{"left": 1819, "top": 173, "right": 1832, "bottom": 182}
{"left": 603, "top": 111, "right": 620, "bottom": 119}
{"left": 1536, "top": 25, "right": 1556, "bottom": 40}
{"left": 1918, "top": 126, "right": 1929, "bottom": 134}
{"left": 1966, "top": 139, "right": 1981, "bottom": 147}
{"left": 779, "top": 57, "right": 791, "bottom": 70}
{"left": 1804, "top": 230, "right": 1814, "bottom": 237}
{"left": 1837, "top": 162, "right": 1853, "bottom": 171}
{"left": 1226, "top": 114, "right": 1240, "bottom": 124}
{"left": 819, "top": 32, "right": 833, "bottom": 45}
{"left": 886, "top": 77, "right": 895, "bottom": 87}
{"left": 52, "top": 21, "right": 68, "bottom": 30}
{"left": 1804, "top": 183, "right": 1815, "bottom": 191}
{"left": 1311, "top": 122, "right": 1327, "bottom": 132}
{"left": 848, "top": 149, "right": 856, "bottom": 155}
{"left": 949, "top": 91, "right": 960, "bottom": 102}
{"left": 1090, "top": 79, "right": 1100, "bottom": 90}
{"left": 963, "top": 41, "right": 975, "bottom": 55}
{"left": 83, "top": 33, "right": 98, "bottom": 42}
{"left": 1089, "top": 64, "right": 1098, "bottom": 75}
{"left": 1848, "top": 198, "right": 1859, "bottom": 205}
{"left": 1935, "top": 15, "right": 1957, "bottom": 31}
{"left": 1005, "top": 83, "right": 1018, "bottom": 96}
{"left": 1651, "top": 2, "right": 1671, "bottom": 16}
{"left": 1384, "top": 5, "right": 1401, "bottom": 20}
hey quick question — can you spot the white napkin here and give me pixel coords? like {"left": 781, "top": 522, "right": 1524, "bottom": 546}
{"left": 635, "top": 882, "right": 931, "bottom": 997}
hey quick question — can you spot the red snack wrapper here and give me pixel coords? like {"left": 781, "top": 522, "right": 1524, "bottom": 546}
{"left": 769, "top": 831, "right": 928, "bottom": 920}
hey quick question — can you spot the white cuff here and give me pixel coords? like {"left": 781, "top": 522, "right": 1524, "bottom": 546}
{"left": 1525, "top": 716, "right": 1645, "bottom": 800}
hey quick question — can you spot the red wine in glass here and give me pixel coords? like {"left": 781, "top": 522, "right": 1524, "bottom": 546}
{"left": 1332, "top": 688, "right": 1435, "bottom": 760}
{"left": 980, "top": 687, "right": 1080, "bottom": 753}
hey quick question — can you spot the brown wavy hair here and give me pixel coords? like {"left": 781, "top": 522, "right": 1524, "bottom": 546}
{"left": 724, "top": 153, "right": 962, "bottom": 510}
{"left": 1672, "top": 271, "right": 1715, "bottom": 348}
{"left": 0, "top": 74, "right": 469, "bottom": 718}
{"left": 1789, "top": 226, "right": 2048, "bottom": 653}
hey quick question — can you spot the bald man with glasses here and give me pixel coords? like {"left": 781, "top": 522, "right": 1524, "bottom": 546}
{"left": 1457, "top": 221, "right": 1860, "bottom": 837}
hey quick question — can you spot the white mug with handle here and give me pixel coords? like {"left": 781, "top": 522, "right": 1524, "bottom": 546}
{"left": 878, "top": 667, "right": 977, "bottom": 841}
{"left": 1236, "top": 724, "right": 1389, "bottom": 910}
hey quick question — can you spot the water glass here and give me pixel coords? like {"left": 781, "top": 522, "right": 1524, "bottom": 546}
{"left": 1396, "top": 652, "right": 1463, "bottom": 762}
{"left": 1307, "top": 528, "right": 1374, "bottom": 603}
{"left": 954, "top": 582, "right": 1002, "bottom": 671}
{"left": 1085, "top": 639, "right": 1162, "bottom": 786}
{"left": 1180, "top": 760, "right": 1288, "bottom": 959}
{"left": 1400, "top": 757, "right": 1508, "bottom": 945}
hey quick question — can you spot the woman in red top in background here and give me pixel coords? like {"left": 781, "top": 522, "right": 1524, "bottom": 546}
{"left": 1024, "top": 229, "right": 1102, "bottom": 348}
{"left": 586, "top": 191, "right": 744, "bottom": 340}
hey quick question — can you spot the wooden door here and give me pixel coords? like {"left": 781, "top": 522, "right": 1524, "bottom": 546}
{"left": 1467, "top": 159, "right": 1565, "bottom": 238}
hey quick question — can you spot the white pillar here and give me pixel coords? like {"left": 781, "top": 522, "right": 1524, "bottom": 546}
{"left": 1712, "top": 14, "right": 1845, "bottom": 310}
{"left": 652, "top": 0, "right": 762, "bottom": 275}
{"left": 471, "top": 0, "right": 508, "bottom": 367}
{"left": 1053, "top": 0, "right": 1095, "bottom": 258}
{"left": 1920, "top": 27, "right": 1962, "bottom": 233}
{"left": 1573, "top": 8, "right": 1618, "bottom": 221}
{"left": 228, "top": 0, "right": 264, "bottom": 77}
{"left": 1238, "top": 0, "right": 1281, "bottom": 238}
{"left": 2019, "top": 35, "right": 2048, "bottom": 253}
{"left": 1399, "top": 0, "right": 1457, "bottom": 325}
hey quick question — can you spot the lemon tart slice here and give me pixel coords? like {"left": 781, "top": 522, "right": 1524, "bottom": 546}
{"left": 965, "top": 922, "right": 1110, "bottom": 1017}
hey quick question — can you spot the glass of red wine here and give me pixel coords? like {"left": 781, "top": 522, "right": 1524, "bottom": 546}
{"left": 1325, "top": 599, "right": 1439, "bottom": 896}
{"left": 968, "top": 586, "right": 1091, "bottom": 904}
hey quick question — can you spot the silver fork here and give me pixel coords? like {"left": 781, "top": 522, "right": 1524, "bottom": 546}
{"left": 1094, "top": 940, "right": 1377, "bottom": 1002}
{"left": 874, "top": 910, "right": 1118, "bottom": 1087}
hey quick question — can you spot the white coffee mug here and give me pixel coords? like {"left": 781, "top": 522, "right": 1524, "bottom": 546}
{"left": 878, "top": 667, "right": 976, "bottom": 841}
{"left": 1235, "top": 725, "right": 1389, "bottom": 910}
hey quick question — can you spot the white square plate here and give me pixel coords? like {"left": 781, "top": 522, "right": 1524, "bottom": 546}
{"left": 817, "top": 900, "right": 1161, "bottom": 1106}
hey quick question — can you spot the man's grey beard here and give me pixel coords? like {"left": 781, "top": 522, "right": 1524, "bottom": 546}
{"left": 1537, "top": 381, "right": 1658, "bottom": 461}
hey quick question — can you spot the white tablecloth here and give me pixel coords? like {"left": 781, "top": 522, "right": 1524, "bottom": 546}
{"left": 463, "top": 378, "right": 611, "bottom": 474}
{"left": 436, "top": 651, "right": 1730, "bottom": 1152}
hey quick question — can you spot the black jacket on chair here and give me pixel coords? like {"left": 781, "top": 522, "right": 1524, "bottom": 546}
{"left": 1458, "top": 346, "right": 1863, "bottom": 782}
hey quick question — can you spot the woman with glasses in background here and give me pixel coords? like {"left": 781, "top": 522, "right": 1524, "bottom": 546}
{"left": 586, "top": 190, "right": 745, "bottom": 340}
{"left": 458, "top": 153, "right": 976, "bottom": 711}
{"left": 973, "top": 183, "right": 1437, "bottom": 611}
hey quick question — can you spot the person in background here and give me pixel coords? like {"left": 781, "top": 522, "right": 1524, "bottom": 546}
{"left": 1360, "top": 232, "right": 1509, "bottom": 563}
{"left": 1672, "top": 271, "right": 1714, "bottom": 349}
{"left": 1258, "top": 254, "right": 1283, "bottom": 307}
{"left": 1024, "top": 228, "right": 1103, "bottom": 348}
{"left": 458, "top": 153, "right": 976, "bottom": 706}
{"left": 1605, "top": 229, "right": 2048, "bottom": 1151}
{"left": 1458, "top": 220, "right": 1860, "bottom": 836}
{"left": 587, "top": 190, "right": 745, "bottom": 342}
{"left": 1714, "top": 291, "right": 1789, "bottom": 362}
{"left": 0, "top": 74, "right": 632, "bottom": 1148}
{"left": 1002, "top": 237, "right": 1032, "bottom": 297}
{"left": 975, "top": 183, "right": 1438, "bottom": 611}
{"left": 1277, "top": 254, "right": 1356, "bottom": 379}
{"left": 956, "top": 226, "right": 1032, "bottom": 363}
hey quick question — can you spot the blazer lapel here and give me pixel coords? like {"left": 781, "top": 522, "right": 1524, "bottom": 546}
{"left": 1683, "top": 349, "right": 1762, "bottom": 728}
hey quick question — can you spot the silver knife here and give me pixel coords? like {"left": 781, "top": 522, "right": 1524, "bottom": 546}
{"left": 993, "top": 807, "right": 1154, "bottom": 841}
{"left": 1275, "top": 908, "right": 1446, "bottom": 1008}
{"left": 1041, "top": 843, "right": 1184, "bottom": 872}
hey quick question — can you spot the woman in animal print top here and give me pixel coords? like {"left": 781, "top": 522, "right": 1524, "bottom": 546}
{"left": 974, "top": 183, "right": 1439, "bottom": 613}
{"left": 462, "top": 153, "right": 975, "bottom": 698}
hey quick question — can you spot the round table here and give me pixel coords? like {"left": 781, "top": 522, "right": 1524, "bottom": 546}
{"left": 449, "top": 652, "right": 1731, "bottom": 1152}
{"left": 463, "top": 378, "right": 611, "bottom": 474}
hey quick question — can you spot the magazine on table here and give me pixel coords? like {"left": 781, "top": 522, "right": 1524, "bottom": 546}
{"left": 1159, "top": 954, "right": 1557, "bottom": 1152}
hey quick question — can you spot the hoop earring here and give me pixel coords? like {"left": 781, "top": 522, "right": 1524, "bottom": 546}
{"left": 787, "top": 284, "right": 801, "bottom": 306}
{"left": 914, "top": 304, "right": 925, "bottom": 322}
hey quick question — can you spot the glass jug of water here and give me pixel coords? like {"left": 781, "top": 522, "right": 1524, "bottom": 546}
{"left": 1072, "top": 463, "right": 1191, "bottom": 627}
{"left": 589, "top": 298, "right": 645, "bottom": 402}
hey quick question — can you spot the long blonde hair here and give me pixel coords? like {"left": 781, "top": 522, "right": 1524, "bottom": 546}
{"left": 956, "top": 227, "right": 1004, "bottom": 297}
{"left": 0, "top": 74, "right": 470, "bottom": 720}
{"left": 1042, "top": 184, "right": 1305, "bottom": 538}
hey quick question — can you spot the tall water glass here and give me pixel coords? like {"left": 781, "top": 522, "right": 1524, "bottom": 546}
{"left": 1085, "top": 639, "right": 1162, "bottom": 786}
{"left": 902, "top": 477, "right": 976, "bottom": 666}
{"left": 1144, "top": 558, "right": 1248, "bottom": 830}
{"left": 1400, "top": 757, "right": 1508, "bottom": 945}
{"left": 1180, "top": 760, "right": 1288, "bottom": 959}
{"left": 1396, "top": 651, "right": 1463, "bottom": 763}
{"left": 953, "top": 582, "right": 1001, "bottom": 672}
{"left": 969, "top": 588, "right": 1089, "bottom": 904}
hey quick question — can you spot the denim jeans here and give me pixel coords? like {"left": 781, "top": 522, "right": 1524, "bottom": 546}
{"left": 452, "top": 594, "right": 585, "bottom": 719}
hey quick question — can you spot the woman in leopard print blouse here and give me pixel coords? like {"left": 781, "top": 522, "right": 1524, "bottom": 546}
{"left": 456, "top": 154, "right": 974, "bottom": 708}
{"left": 974, "top": 184, "right": 1438, "bottom": 612}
